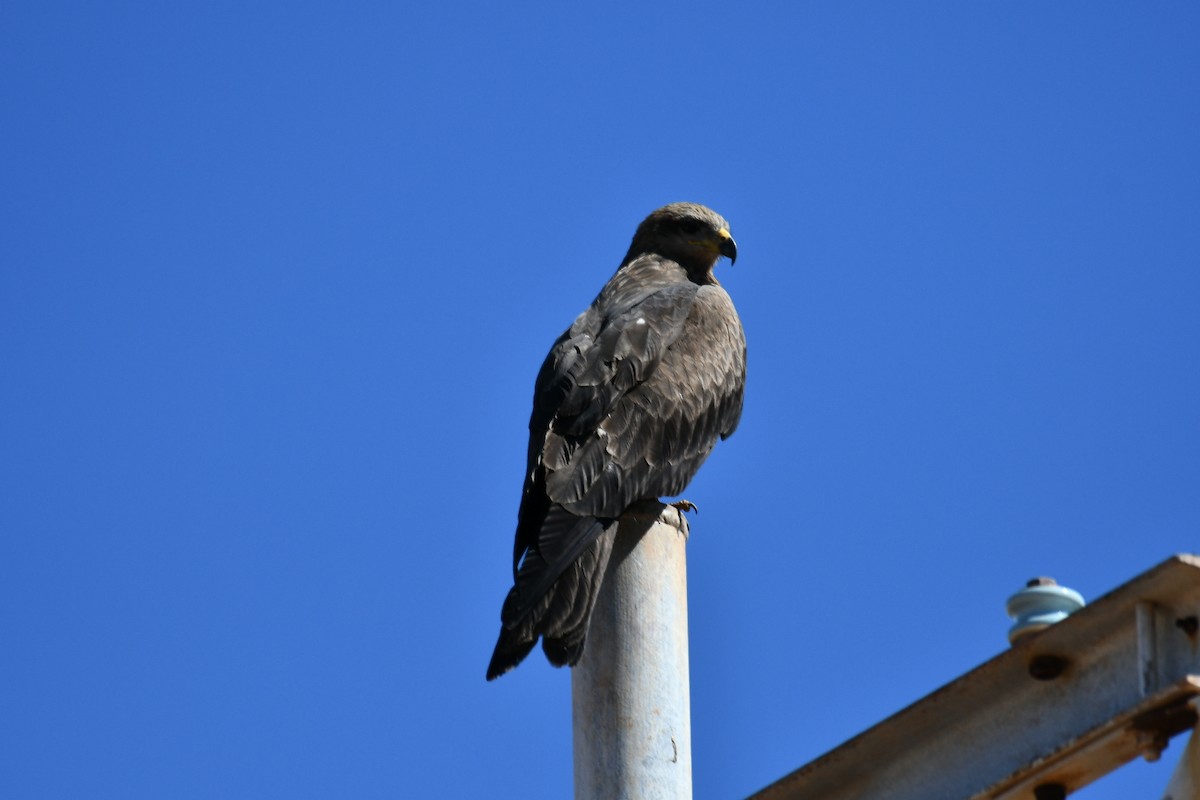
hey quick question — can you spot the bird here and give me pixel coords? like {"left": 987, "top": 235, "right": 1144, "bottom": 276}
{"left": 486, "top": 202, "right": 746, "bottom": 681}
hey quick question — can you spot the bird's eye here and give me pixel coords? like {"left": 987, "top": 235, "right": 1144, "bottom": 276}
{"left": 680, "top": 219, "right": 704, "bottom": 235}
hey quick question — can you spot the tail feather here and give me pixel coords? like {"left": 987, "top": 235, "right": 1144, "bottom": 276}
{"left": 486, "top": 614, "right": 537, "bottom": 681}
{"left": 541, "top": 523, "right": 616, "bottom": 666}
{"left": 486, "top": 516, "right": 617, "bottom": 680}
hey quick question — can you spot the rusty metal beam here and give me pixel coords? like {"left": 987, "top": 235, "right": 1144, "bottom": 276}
{"left": 748, "top": 554, "right": 1200, "bottom": 800}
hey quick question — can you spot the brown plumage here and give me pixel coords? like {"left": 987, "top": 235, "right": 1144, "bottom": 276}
{"left": 486, "top": 202, "right": 746, "bottom": 680}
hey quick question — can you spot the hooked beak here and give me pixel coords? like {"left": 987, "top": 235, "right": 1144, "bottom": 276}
{"left": 717, "top": 228, "right": 737, "bottom": 265}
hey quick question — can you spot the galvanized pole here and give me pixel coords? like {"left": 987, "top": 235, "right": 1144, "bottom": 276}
{"left": 1162, "top": 709, "right": 1199, "bottom": 800}
{"left": 572, "top": 501, "right": 692, "bottom": 800}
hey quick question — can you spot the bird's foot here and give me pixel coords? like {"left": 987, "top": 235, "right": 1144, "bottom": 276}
{"left": 670, "top": 499, "right": 699, "bottom": 514}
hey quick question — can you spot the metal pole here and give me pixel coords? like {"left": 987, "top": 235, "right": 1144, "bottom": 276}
{"left": 572, "top": 501, "right": 692, "bottom": 800}
{"left": 1162, "top": 705, "right": 1199, "bottom": 800}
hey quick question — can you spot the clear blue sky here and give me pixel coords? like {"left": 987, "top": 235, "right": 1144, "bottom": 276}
{"left": 3, "top": 3, "right": 1197, "bottom": 798}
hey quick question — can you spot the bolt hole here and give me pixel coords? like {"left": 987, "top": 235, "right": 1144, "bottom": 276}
{"left": 1029, "top": 655, "right": 1068, "bottom": 681}
{"left": 1034, "top": 783, "right": 1067, "bottom": 800}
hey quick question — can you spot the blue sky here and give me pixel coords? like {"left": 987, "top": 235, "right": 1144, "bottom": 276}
{"left": 2, "top": 2, "right": 1198, "bottom": 798}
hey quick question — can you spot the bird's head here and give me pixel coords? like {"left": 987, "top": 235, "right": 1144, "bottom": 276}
{"left": 622, "top": 202, "right": 737, "bottom": 279}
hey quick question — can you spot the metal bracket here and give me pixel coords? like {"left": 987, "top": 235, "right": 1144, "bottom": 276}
{"left": 748, "top": 555, "right": 1200, "bottom": 800}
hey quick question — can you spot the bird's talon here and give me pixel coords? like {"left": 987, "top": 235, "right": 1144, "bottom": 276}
{"left": 671, "top": 500, "right": 699, "bottom": 514}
